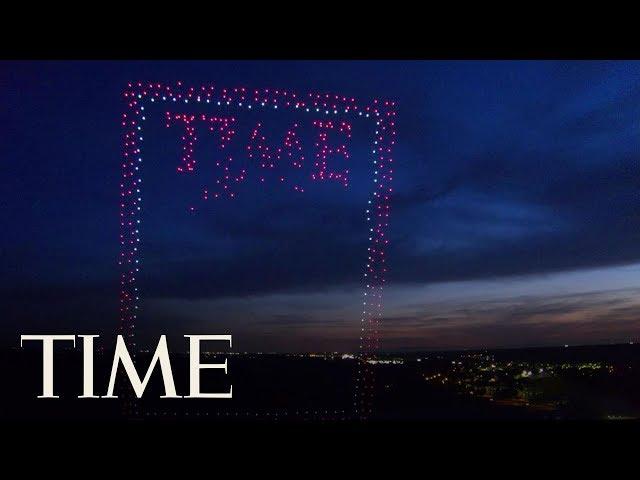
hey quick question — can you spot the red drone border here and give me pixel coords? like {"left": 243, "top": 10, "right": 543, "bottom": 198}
{"left": 120, "top": 82, "right": 396, "bottom": 419}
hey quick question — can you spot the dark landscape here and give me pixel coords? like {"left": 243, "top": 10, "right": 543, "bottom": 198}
{"left": 4, "top": 343, "right": 640, "bottom": 422}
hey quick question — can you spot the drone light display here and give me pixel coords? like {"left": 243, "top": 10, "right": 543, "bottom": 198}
{"left": 121, "top": 82, "right": 396, "bottom": 419}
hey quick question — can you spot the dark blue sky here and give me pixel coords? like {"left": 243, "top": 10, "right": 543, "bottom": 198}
{"left": 3, "top": 61, "right": 640, "bottom": 351}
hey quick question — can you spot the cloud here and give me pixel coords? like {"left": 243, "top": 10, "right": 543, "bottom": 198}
{"left": 379, "top": 286, "right": 640, "bottom": 350}
{"left": 6, "top": 61, "right": 640, "bottom": 352}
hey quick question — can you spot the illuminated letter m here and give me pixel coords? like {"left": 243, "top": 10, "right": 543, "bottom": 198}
{"left": 104, "top": 335, "right": 180, "bottom": 398}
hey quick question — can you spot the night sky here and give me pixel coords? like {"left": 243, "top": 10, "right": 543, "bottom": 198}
{"left": 3, "top": 60, "right": 640, "bottom": 352}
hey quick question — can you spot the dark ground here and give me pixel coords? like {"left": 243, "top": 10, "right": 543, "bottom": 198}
{"left": 4, "top": 343, "right": 640, "bottom": 423}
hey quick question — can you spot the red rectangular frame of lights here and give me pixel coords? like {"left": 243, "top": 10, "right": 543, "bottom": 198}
{"left": 120, "top": 82, "right": 396, "bottom": 419}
